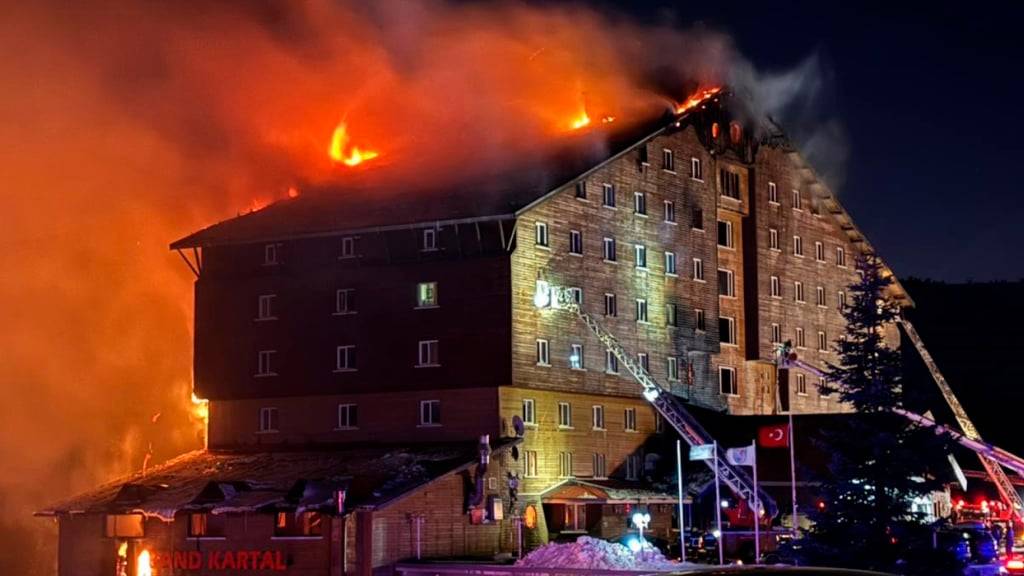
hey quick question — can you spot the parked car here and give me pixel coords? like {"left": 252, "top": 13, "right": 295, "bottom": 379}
{"left": 953, "top": 522, "right": 999, "bottom": 565}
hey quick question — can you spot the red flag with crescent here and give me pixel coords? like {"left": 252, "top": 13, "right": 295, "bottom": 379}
{"left": 758, "top": 424, "right": 789, "bottom": 448}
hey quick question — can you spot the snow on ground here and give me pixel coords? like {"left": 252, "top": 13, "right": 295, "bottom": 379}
{"left": 517, "top": 536, "right": 689, "bottom": 571}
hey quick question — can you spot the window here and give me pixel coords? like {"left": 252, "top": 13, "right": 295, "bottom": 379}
{"left": 638, "top": 352, "right": 650, "bottom": 373}
{"left": 815, "top": 241, "right": 825, "bottom": 262}
{"left": 417, "top": 340, "right": 439, "bottom": 367}
{"left": 275, "top": 512, "right": 323, "bottom": 538}
{"left": 337, "top": 404, "right": 358, "bottom": 430}
{"left": 592, "top": 453, "right": 607, "bottom": 478}
{"left": 769, "top": 228, "right": 780, "bottom": 251}
{"left": 718, "top": 269, "right": 735, "bottom": 297}
{"left": 536, "top": 339, "right": 550, "bottom": 366}
{"left": 335, "top": 288, "right": 356, "bottom": 315}
{"left": 634, "top": 192, "right": 647, "bottom": 215}
{"left": 717, "top": 220, "right": 734, "bottom": 248}
{"left": 770, "top": 276, "right": 781, "bottom": 298}
{"left": 838, "top": 290, "right": 847, "bottom": 311}
{"left": 720, "top": 169, "right": 740, "bottom": 199}
{"left": 602, "top": 183, "right": 616, "bottom": 207}
{"left": 340, "top": 237, "right": 357, "bottom": 259}
{"left": 575, "top": 180, "right": 587, "bottom": 199}
{"left": 795, "top": 327, "right": 806, "bottom": 348}
{"left": 719, "top": 366, "right": 738, "bottom": 395}
{"left": 793, "top": 235, "right": 804, "bottom": 257}
{"left": 624, "top": 408, "right": 637, "bottom": 432}
{"left": 592, "top": 405, "right": 605, "bottom": 430}
{"left": 569, "top": 230, "right": 583, "bottom": 255}
{"left": 664, "top": 251, "right": 677, "bottom": 276}
{"left": 691, "top": 208, "right": 704, "bottom": 230}
{"left": 336, "top": 345, "right": 357, "bottom": 372}
{"left": 796, "top": 373, "right": 807, "bottom": 395}
{"left": 768, "top": 182, "right": 779, "bottom": 204}
{"left": 603, "top": 293, "right": 617, "bottom": 317}
{"left": 625, "top": 454, "right": 641, "bottom": 480}
{"left": 259, "top": 407, "right": 278, "bottom": 432}
{"left": 419, "top": 400, "right": 441, "bottom": 426}
{"left": 558, "top": 402, "right": 572, "bottom": 428}
{"left": 836, "top": 247, "right": 847, "bottom": 267}
{"left": 771, "top": 323, "right": 782, "bottom": 344}
{"left": 638, "top": 145, "right": 649, "bottom": 165}
{"left": 667, "top": 357, "right": 679, "bottom": 381}
{"left": 569, "top": 287, "right": 583, "bottom": 305}
{"left": 664, "top": 200, "right": 676, "bottom": 223}
{"left": 792, "top": 189, "right": 802, "bottom": 211}
{"left": 719, "top": 316, "right": 737, "bottom": 345}
{"left": 695, "top": 309, "right": 706, "bottom": 332}
{"left": 522, "top": 399, "right": 536, "bottom": 425}
{"left": 535, "top": 222, "right": 549, "bottom": 247}
{"left": 635, "top": 299, "right": 649, "bottom": 323}
{"left": 634, "top": 244, "right": 647, "bottom": 269}
{"left": 558, "top": 452, "right": 573, "bottom": 478}
{"left": 416, "top": 282, "right": 438, "bottom": 308}
{"left": 819, "top": 378, "right": 833, "bottom": 398}
{"left": 603, "top": 237, "right": 617, "bottom": 261}
{"left": 818, "top": 331, "right": 828, "bottom": 352}
{"left": 656, "top": 413, "right": 665, "bottom": 433}
{"left": 693, "top": 258, "right": 705, "bottom": 281}
{"left": 662, "top": 149, "right": 675, "bottom": 171}
{"left": 816, "top": 286, "right": 826, "bottom": 307}
{"left": 188, "top": 513, "right": 225, "bottom": 538}
{"left": 690, "top": 157, "right": 703, "bottom": 181}
{"left": 520, "top": 450, "right": 538, "bottom": 477}
{"left": 257, "top": 350, "right": 276, "bottom": 377}
{"left": 263, "top": 243, "right": 280, "bottom": 266}
{"left": 257, "top": 294, "right": 277, "bottom": 321}
{"left": 421, "top": 228, "right": 437, "bottom": 251}
{"left": 569, "top": 343, "right": 584, "bottom": 370}
{"left": 605, "top": 350, "right": 619, "bottom": 374}
{"left": 665, "top": 303, "right": 678, "bottom": 327}
{"left": 794, "top": 281, "right": 805, "bottom": 303}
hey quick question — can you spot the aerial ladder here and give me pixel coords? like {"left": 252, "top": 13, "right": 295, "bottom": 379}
{"left": 775, "top": 318, "right": 1024, "bottom": 523}
{"left": 534, "top": 280, "right": 778, "bottom": 518}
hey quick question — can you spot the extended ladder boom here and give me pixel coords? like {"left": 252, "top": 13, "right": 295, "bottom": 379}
{"left": 537, "top": 281, "right": 778, "bottom": 517}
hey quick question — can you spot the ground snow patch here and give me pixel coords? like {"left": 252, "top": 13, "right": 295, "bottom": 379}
{"left": 516, "top": 536, "right": 684, "bottom": 570}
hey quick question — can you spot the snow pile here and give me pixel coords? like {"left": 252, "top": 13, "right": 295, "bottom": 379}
{"left": 517, "top": 536, "right": 678, "bottom": 570}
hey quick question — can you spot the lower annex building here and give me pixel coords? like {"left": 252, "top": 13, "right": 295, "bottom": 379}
{"left": 40, "top": 92, "right": 911, "bottom": 575}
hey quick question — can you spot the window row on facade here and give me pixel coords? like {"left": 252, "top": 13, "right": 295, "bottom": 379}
{"left": 523, "top": 449, "right": 645, "bottom": 480}
{"left": 534, "top": 338, "right": 687, "bottom": 382}
{"left": 256, "top": 399, "right": 441, "bottom": 433}
{"left": 768, "top": 276, "right": 848, "bottom": 310}
{"left": 181, "top": 510, "right": 324, "bottom": 539}
{"left": 767, "top": 324, "right": 833, "bottom": 353}
{"left": 254, "top": 282, "right": 437, "bottom": 321}
{"left": 520, "top": 398, "right": 662, "bottom": 433}
{"left": 261, "top": 227, "right": 445, "bottom": 266}
{"left": 767, "top": 228, "right": 848, "bottom": 267}
{"left": 254, "top": 339, "right": 440, "bottom": 377}
{"left": 535, "top": 225, "right": 711, "bottom": 279}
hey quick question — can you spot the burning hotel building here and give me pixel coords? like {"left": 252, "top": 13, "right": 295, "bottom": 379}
{"left": 40, "top": 91, "right": 910, "bottom": 575}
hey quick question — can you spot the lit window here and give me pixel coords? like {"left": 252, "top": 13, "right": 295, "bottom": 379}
{"left": 535, "top": 222, "right": 549, "bottom": 247}
{"left": 794, "top": 281, "right": 805, "bottom": 303}
{"left": 603, "top": 237, "right": 617, "bottom": 262}
{"left": 691, "top": 157, "right": 703, "bottom": 181}
{"left": 729, "top": 122, "right": 742, "bottom": 143}
{"left": 417, "top": 340, "right": 439, "bottom": 367}
{"left": 259, "top": 407, "right": 278, "bottom": 432}
{"left": 771, "top": 323, "right": 782, "bottom": 344}
{"left": 188, "top": 513, "right": 225, "bottom": 538}
{"left": 638, "top": 352, "right": 650, "bottom": 373}
{"left": 815, "top": 241, "right": 825, "bottom": 262}
{"left": 768, "top": 182, "right": 779, "bottom": 204}
{"left": 263, "top": 243, "right": 280, "bottom": 266}
{"left": 256, "top": 350, "right": 276, "bottom": 377}
{"left": 524, "top": 451, "right": 538, "bottom": 477}
{"left": 695, "top": 309, "right": 706, "bottom": 332}
{"left": 818, "top": 331, "right": 828, "bottom": 352}
{"left": 796, "top": 373, "right": 807, "bottom": 395}
{"left": 720, "top": 169, "right": 740, "bottom": 200}
{"left": 421, "top": 228, "right": 437, "bottom": 251}
{"left": 718, "top": 269, "right": 735, "bottom": 297}
{"left": 665, "top": 303, "right": 678, "bottom": 327}
{"left": 770, "top": 276, "right": 781, "bottom": 298}
{"left": 522, "top": 399, "right": 536, "bottom": 425}
{"left": 634, "top": 192, "right": 647, "bottom": 215}
{"left": 335, "top": 288, "right": 356, "bottom": 315}
{"left": 558, "top": 402, "right": 572, "bottom": 428}
{"left": 836, "top": 247, "right": 847, "bottom": 267}
{"left": 667, "top": 357, "right": 679, "bottom": 381}
{"left": 602, "top": 183, "right": 616, "bottom": 207}
{"left": 793, "top": 235, "right": 804, "bottom": 257}
{"left": 816, "top": 286, "right": 826, "bottom": 307}
{"left": 605, "top": 350, "right": 619, "bottom": 374}
{"left": 635, "top": 299, "right": 649, "bottom": 323}
{"left": 257, "top": 294, "right": 277, "bottom": 321}
{"left": 665, "top": 251, "right": 677, "bottom": 276}
{"left": 717, "top": 220, "right": 734, "bottom": 248}
{"left": 340, "top": 237, "right": 357, "bottom": 259}
{"left": 624, "top": 408, "right": 637, "bottom": 432}
{"left": 719, "top": 366, "right": 738, "bottom": 395}
{"left": 769, "top": 228, "right": 780, "bottom": 251}
{"left": 662, "top": 149, "right": 675, "bottom": 171}
{"left": 336, "top": 345, "right": 357, "bottom": 372}
{"left": 275, "top": 512, "right": 323, "bottom": 538}
{"left": 575, "top": 180, "right": 587, "bottom": 199}
{"left": 626, "top": 453, "right": 641, "bottom": 480}
{"left": 593, "top": 453, "right": 607, "bottom": 479}
{"left": 536, "top": 339, "right": 550, "bottom": 366}
{"left": 792, "top": 190, "right": 802, "bottom": 211}
{"left": 592, "top": 405, "right": 605, "bottom": 430}
{"left": 337, "top": 404, "right": 358, "bottom": 430}
{"left": 419, "top": 400, "right": 441, "bottom": 426}
{"left": 570, "top": 343, "right": 584, "bottom": 370}
{"left": 569, "top": 230, "right": 583, "bottom": 255}
{"left": 558, "top": 452, "right": 573, "bottom": 478}
{"left": 693, "top": 258, "right": 705, "bottom": 281}
{"left": 416, "top": 282, "right": 438, "bottom": 308}
{"left": 603, "top": 293, "right": 617, "bottom": 317}
{"left": 720, "top": 316, "right": 737, "bottom": 345}
{"left": 635, "top": 244, "right": 648, "bottom": 269}
{"left": 795, "top": 327, "right": 806, "bottom": 348}
{"left": 664, "top": 200, "right": 676, "bottom": 223}
{"left": 691, "top": 208, "right": 704, "bottom": 230}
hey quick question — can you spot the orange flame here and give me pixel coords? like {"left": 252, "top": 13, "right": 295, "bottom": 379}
{"left": 570, "top": 110, "right": 591, "bottom": 130}
{"left": 329, "top": 121, "right": 379, "bottom": 167}
{"left": 137, "top": 549, "right": 153, "bottom": 576}
{"left": 675, "top": 86, "right": 722, "bottom": 115}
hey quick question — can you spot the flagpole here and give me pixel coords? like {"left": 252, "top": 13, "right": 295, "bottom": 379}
{"left": 789, "top": 413, "right": 798, "bottom": 537}
{"left": 714, "top": 441, "right": 723, "bottom": 566}
{"left": 752, "top": 440, "right": 760, "bottom": 564}
{"left": 676, "top": 440, "right": 686, "bottom": 563}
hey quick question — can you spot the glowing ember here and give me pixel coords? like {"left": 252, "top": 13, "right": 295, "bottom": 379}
{"left": 675, "top": 86, "right": 722, "bottom": 115}
{"left": 287, "top": 186, "right": 299, "bottom": 198}
{"left": 328, "top": 121, "right": 379, "bottom": 167}
{"left": 137, "top": 550, "right": 153, "bottom": 576}
{"left": 601, "top": 116, "right": 616, "bottom": 124}
{"left": 570, "top": 111, "right": 591, "bottom": 130}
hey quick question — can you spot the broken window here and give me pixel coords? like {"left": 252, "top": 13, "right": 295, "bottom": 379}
{"left": 274, "top": 512, "right": 323, "bottom": 538}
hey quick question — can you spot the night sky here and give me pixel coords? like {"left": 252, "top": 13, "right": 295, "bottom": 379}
{"left": 602, "top": 0, "right": 1024, "bottom": 282}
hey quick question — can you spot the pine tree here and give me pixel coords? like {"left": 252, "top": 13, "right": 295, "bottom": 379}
{"left": 800, "top": 255, "right": 954, "bottom": 574}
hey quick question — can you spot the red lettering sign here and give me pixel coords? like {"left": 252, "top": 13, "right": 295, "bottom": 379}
{"left": 148, "top": 549, "right": 286, "bottom": 572}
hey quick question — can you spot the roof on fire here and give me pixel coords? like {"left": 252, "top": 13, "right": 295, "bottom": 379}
{"left": 37, "top": 439, "right": 517, "bottom": 521}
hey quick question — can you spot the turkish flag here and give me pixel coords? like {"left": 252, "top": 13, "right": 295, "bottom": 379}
{"left": 758, "top": 424, "right": 789, "bottom": 448}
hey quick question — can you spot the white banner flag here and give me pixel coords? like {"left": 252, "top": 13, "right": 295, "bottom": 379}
{"left": 689, "top": 444, "right": 715, "bottom": 461}
{"left": 726, "top": 445, "right": 756, "bottom": 467}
